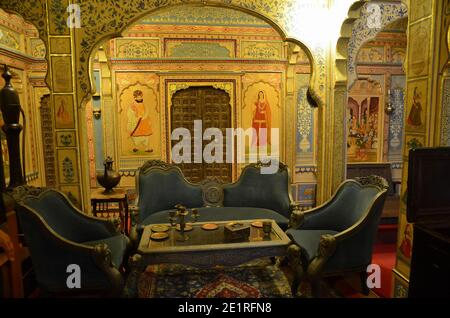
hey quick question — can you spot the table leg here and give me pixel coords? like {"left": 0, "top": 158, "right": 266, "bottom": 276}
{"left": 124, "top": 197, "right": 129, "bottom": 235}
{"left": 119, "top": 200, "right": 124, "bottom": 233}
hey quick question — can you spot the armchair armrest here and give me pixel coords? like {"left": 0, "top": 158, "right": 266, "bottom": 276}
{"left": 76, "top": 211, "right": 121, "bottom": 237}
{"left": 129, "top": 205, "right": 141, "bottom": 248}
{"left": 288, "top": 204, "right": 305, "bottom": 229}
{"left": 307, "top": 234, "right": 337, "bottom": 278}
{"left": 290, "top": 200, "right": 339, "bottom": 230}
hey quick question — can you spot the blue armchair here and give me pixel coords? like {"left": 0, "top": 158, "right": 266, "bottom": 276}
{"left": 286, "top": 176, "right": 388, "bottom": 297}
{"left": 15, "top": 188, "right": 130, "bottom": 296}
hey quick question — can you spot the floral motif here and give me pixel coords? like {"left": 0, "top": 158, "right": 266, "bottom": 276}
{"left": 406, "top": 137, "right": 423, "bottom": 150}
{"left": 0, "top": 1, "right": 48, "bottom": 42}
{"left": 347, "top": 2, "right": 407, "bottom": 87}
{"left": 440, "top": 79, "right": 450, "bottom": 145}
{"left": 242, "top": 42, "right": 281, "bottom": 59}
{"left": 50, "top": 0, "right": 68, "bottom": 34}
{"left": 0, "top": 28, "right": 20, "bottom": 50}
{"left": 62, "top": 157, "right": 74, "bottom": 183}
{"left": 59, "top": 134, "right": 73, "bottom": 147}
{"left": 169, "top": 42, "right": 231, "bottom": 58}
{"left": 389, "top": 88, "right": 405, "bottom": 151}
{"left": 296, "top": 86, "right": 313, "bottom": 153}
{"left": 116, "top": 41, "right": 158, "bottom": 58}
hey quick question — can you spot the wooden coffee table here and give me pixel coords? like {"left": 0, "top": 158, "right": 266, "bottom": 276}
{"left": 123, "top": 219, "right": 291, "bottom": 297}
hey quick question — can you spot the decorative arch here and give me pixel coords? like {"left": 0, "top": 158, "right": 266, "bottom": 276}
{"left": 0, "top": 2, "right": 50, "bottom": 87}
{"left": 335, "top": 1, "right": 408, "bottom": 87}
{"left": 73, "top": 1, "right": 320, "bottom": 109}
{"left": 325, "top": 0, "right": 408, "bottom": 196}
{"left": 347, "top": 2, "right": 407, "bottom": 89}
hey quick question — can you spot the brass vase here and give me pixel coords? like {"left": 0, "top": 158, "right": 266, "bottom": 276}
{"left": 96, "top": 156, "right": 121, "bottom": 194}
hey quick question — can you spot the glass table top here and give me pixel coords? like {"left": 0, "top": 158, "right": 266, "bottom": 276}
{"left": 139, "top": 219, "right": 288, "bottom": 252}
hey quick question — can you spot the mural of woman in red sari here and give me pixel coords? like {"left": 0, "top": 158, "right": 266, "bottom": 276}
{"left": 251, "top": 91, "right": 271, "bottom": 147}
{"left": 400, "top": 223, "right": 413, "bottom": 259}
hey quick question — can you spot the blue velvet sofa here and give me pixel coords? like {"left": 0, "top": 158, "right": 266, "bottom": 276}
{"left": 130, "top": 160, "right": 298, "bottom": 242}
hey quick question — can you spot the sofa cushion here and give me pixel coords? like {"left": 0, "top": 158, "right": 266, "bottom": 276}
{"left": 141, "top": 206, "right": 290, "bottom": 230}
{"left": 83, "top": 234, "right": 129, "bottom": 269}
{"left": 137, "top": 168, "right": 203, "bottom": 222}
{"left": 223, "top": 166, "right": 291, "bottom": 218}
{"left": 286, "top": 229, "right": 339, "bottom": 261}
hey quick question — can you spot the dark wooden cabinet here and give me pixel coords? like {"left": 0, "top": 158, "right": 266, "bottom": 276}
{"left": 409, "top": 224, "right": 450, "bottom": 297}
{"left": 406, "top": 148, "right": 450, "bottom": 298}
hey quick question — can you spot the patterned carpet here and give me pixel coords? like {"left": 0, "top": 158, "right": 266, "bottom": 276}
{"left": 137, "top": 259, "right": 292, "bottom": 298}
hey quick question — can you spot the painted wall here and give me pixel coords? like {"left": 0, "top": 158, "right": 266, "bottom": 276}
{"left": 86, "top": 7, "right": 315, "bottom": 206}
{"left": 347, "top": 28, "right": 406, "bottom": 189}
{"left": 392, "top": 0, "right": 450, "bottom": 298}
{"left": 0, "top": 9, "right": 47, "bottom": 188}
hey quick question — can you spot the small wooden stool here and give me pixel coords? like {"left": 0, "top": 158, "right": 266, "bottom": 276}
{"left": 91, "top": 188, "right": 129, "bottom": 234}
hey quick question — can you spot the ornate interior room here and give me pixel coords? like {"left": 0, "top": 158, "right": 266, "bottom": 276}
{"left": 0, "top": 0, "right": 449, "bottom": 299}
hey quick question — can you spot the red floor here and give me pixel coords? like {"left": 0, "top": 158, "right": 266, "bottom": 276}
{"left": 371, "top": 224, "right": 397, "bottom": 298}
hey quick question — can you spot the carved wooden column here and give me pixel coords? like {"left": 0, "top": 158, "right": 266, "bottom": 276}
{"left": 0, "top": 65, "right": 25, "bottom": 188}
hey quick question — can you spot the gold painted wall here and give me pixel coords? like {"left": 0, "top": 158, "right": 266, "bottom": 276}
{"left": 0, "top": 9, "right": 47, "bottom": 188}
{"left": 4, "top": 0, "right": 441, "bottom": 221}
{"left": 87, "top": 15, "right": 311, "bottom": 193}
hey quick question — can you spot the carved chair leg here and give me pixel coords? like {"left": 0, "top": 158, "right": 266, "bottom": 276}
{"left": 122, "top": 254, "right": 143, "bottom": 298}
{"left": 287, "top": 244, "right": 304, "bottom": 297}
{"left": 360, "top": 271, "right": 370, "bottom": 295}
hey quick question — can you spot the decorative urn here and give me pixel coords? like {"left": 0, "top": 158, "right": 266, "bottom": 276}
{"left": 96, "top": 156, "right": 121, "bottom": 193}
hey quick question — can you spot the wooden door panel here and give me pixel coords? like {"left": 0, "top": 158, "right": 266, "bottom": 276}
{"left": 171, "top": 86, "right": 232, "bottom": 183}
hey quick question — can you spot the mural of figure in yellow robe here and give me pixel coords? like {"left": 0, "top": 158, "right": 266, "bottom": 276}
{"left": 127, "top": 90, "right": 153, "bottom": 153}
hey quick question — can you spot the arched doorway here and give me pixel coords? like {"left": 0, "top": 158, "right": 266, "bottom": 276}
{"left": 171, "top": 86, "right": 232, "bottom": 183}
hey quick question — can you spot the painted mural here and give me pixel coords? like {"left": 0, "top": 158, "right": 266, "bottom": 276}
{"left": 405, "top": 79, "right": 427, "bottom": 133}
{"left": 242, "top": 76, "right": 281, "bottom": 157}
{"left": 408, "top": 19, "right": 431, "bottom": 78}
{"left": 396, "top": 212, "right": 413, "bottom": 276}
{"left": 296, "top": 73, "right": 314, "bottom": 163}
{"left": 54, "top": 95, "right": 75, "bottom": 129}
{"left": 117, "top": 74, "right": 160, "bottom": 158}
{"left": 347, "top": 79, "right": 383, "bottom": 162}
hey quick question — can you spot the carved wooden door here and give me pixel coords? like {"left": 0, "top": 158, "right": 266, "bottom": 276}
{"left": 171, "top": 86, "right": 232, "bottom": 183}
